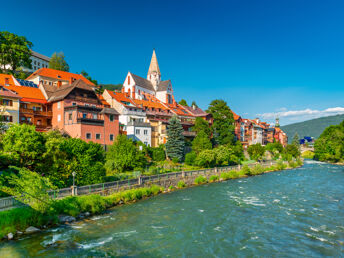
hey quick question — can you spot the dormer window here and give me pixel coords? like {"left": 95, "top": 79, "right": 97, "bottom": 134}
{"left": 4, "top": 78, "right": 9, "bottom": 86}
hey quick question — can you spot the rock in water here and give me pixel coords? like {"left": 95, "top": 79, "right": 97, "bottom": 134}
{"left": 58, "top": 215, "right": 76, "bottom": 223}
{"left": 25, "top": 226, "right": 40, "bottom": 234}
{"left": 7, "top": 233, "right": 13, "bottom": 240}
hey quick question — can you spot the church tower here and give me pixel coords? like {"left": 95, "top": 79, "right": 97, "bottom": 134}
{"left": 147, "top": 49, "right": 161, "bottom": 91}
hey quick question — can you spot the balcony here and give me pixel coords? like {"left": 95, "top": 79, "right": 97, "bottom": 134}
{"left": 77, "top": 117, "right": 104, "bottom": 126}
{"left": 20, "top": 108, "right": 52, "bottom": 117}
{"left": 74, "top": 96, "right": 99, "bottom": 104}
{"left": 65, "top": 105, "right": 102, "bottom": 112}
{"left": 127, "top": 121, "right": 151, "bottom": 127}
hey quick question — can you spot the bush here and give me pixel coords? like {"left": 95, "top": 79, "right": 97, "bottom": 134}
{"left": 276, "top": 160, "right": 287, "bottom": 170}
{"left": 301, "top": 150, "right": 314, "bottom": 159}
{"left": 195, "top": 150, "right": 216, "bottom": 168}
{"left": 194, "top": 176, "right": 207, "bottom": 185}
{"left": 228, "top": 170, "right": 239, "bottom": 179}
{"left": 288, "top": 160, "right": 297, "bottom": 168}
{"left": 209, "top": 175, "right": 219, "bottom": 182}
{"left": 150, "top": 184, "right": 162, "bottom": 195}
{"left": 152, "top": 147, "right": 166, "bottom": 161}
{"left": 250, "top": 164, "right": 265, "bottom": 175}
{"left": 241, "top": 165, "right": 251, "bottom": 175}
{"left": 185, "top": 152, "right": 197, "bottom": 166}
{"left": 177, "top": 180, "right": 186, "bottom": 188}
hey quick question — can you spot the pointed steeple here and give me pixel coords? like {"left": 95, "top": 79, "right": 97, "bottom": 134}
{"left": 147, "top": 49, "right": 161, "bottom": 77}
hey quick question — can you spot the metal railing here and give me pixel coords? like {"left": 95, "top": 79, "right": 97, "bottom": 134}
{"left": 0, "top": 160, "right": 279, "bottom": 211}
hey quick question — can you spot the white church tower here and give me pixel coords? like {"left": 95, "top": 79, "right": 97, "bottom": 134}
{"left": 147, "top": 49, "right": 161, "bottom": 91}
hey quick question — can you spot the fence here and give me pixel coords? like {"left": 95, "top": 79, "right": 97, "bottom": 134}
{"left": 0, "top": 160, "right": 278, "bottom": 211}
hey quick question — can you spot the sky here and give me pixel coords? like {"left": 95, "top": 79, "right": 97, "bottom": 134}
{"left": 2, "top": 0, "right": 344, "bottom": 125}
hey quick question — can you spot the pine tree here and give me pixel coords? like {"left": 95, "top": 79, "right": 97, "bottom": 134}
{"left": 166, "top": 115, "right": 185, "bottom": 162}
{"left": 292, "top": 133, "right": 300, "bottom": 148}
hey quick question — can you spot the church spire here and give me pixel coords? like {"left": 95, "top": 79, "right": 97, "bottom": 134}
{"left": 147, "top": 49, "right": 161, "bottom": 77}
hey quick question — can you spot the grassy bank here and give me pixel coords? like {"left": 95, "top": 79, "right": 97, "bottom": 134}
{"left": 0, "top": 159, "right": 303, "bottom": 240}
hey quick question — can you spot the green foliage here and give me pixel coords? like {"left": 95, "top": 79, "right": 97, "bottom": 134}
{"left": 1, "top": 167, "right": 55, "bottom": 213}
{"left": 185, "top": 152, "right": 197, "bottom": 165}
{"left": 192, "top": 130, "right": 212, "bottom": 154}
{"left": 150, "top": 184, "right": 162, "bottom": 195}
{"left": 284, "top": 144, "right": 301, "bottom": 159}
{"left": 276, "top": 160, "right": 287, "bottom": 170}
{"left": 80, "top": 70, "right": 98, "bottom": 85}
{"left": 292, "top": 133, "right": 300, "bottom": 147}
{"left": 100, "top": 84, "right": 123, "bottom": 92}
{"left": 250, "top": 164, "right": 265, "bottom": 175}
{"left": 265, "top": 142, "right": 283, "bottom": 159}
{"left": 207, "top": 99, "right": 235, "bottom": 145}
{"left": 281, "top": 114, "right": 344, "bottom": 143}
{"left": 166, "top": 115, "right": 185, "bottom": 162}
{"left": 191, "top": 101, "right": 198, "bottom": 108}
{"left": 209, "top": 175, "right": 219, "bottom": 182}
{"left": 152, "top": 146, "right": 166, "bottom": 161}
{"left": 314, "top": 121, "right": 344, "bottom": 162}
{"left": 241, "top": 165, "right": 251, "bottom": 175}
{"left": 177, "top": 180, "right": 186, "bottom": 188}
{"left": 178, "top": 99, "right": 188, "bottom": 106}
{"left": 192, "top": 117, "right": 212, "bottom": 137}
{"left": 288, "top": 160, "right": 298, "bottom": 168}
{"left": 302, "top": 150, "right": 315, "bottom": 159}
{"left": 0, "top": 31, "right": 33, "bottom": 73}
{"left": 105, "top": 135, "right": 147, "bottom": 173}
{"left": 247, "top": 143, "right": 265, "bottom": 161}
{"left": 195, "top": 149, "right": 216, "bottom": 168}
{"left": 194, "top": 175, "right": 207, "bottom": 185}
{"left": 49, "top": 52, "right": 69, "bottom": 71}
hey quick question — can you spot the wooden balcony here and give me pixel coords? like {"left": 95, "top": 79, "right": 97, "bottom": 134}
{"left": 20, "top": 108, "right": 52, "bottom": 117}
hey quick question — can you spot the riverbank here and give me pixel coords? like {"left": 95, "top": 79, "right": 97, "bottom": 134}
{"left": 0, "top": 160, "right": 303, "bottom": 241}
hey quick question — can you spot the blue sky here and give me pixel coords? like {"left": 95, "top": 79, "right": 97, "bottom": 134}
{"left": 2, "top": 0, "right": 344, "bottom": 125}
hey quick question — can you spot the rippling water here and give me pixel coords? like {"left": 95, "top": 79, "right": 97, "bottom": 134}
{"left": 1, "top": 160, "right": 344, "bottom": 257}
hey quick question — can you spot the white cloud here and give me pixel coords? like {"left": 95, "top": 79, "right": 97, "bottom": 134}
{"left": 257, "top": 107, "right": 344, "bottom": 120}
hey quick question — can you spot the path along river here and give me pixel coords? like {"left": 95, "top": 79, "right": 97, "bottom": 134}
{"left": 0, "top": 160, "right": 343, "bottom": 257}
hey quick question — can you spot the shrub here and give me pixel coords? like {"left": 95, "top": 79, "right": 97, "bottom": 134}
{"left": 168, "top": 185, "right": 176, "bottom": 191}
{"left": 194, "top": 176, "right": 207, "bottom": 185}
{"left": 228, "top": 170, "right": 239, "bottom": 179}
{"left": 250, "top": 164, "right": 265, "bottom": 175}
{"left": 301, "top": 150, "right": 315, "bottom": 159}
{"left": 296, "top": 158, "right": 303, "bottom": 166}
{"left": 241, "top": 165, "right": 251, "bottom": 175}
{"left": 195, "top": 150, "right": 216, "bottom": 168}
{"left": 177, "top": 180, "right": 186, "bottom": 188}
{"left": 288, "top": 160, "right": 297, "bottom": 168}
{"left": 209, "top": 175, "right": 219, "bottom": 182}
{"left": 220, "top": 172, "right": 230, "bottom": 180}
{"left": 152, "top": 147, "right": 166, "bottom": 161}
{"left": 150, "top": 184, "right": 161, "bottom": 195}
{"left": 276, "top": 160, "right": 287, "bottom": 170}
{"left": 185, "top": 152, "right": 197, "bottom": 165}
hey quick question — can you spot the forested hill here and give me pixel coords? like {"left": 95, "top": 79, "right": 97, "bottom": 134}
{"left": 281, "top": 114, "right": 344, "bottom": 143}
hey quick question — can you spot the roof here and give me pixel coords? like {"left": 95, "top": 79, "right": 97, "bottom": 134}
{"left": 183, "top": 105, "right": 208, "bottom": 117}
{"left": 27, "top": 68, "right": 95, "bottom": 86}
{"left": 31, "top": 50, "right": 50, "bottom": 62}
{"left": 0, "top": 74, "right": 20, "bottom": 87}
{"left": 133, "top": 98, "right": 168, "bottom": 110}
{"left": 131, "top": 73, "right": 155, "bottom": 92}
{"left": 165, "top": 103, "right": 192, "bottom": 116}
{"left": 100, "top": 107, "right": 119, "bottom": 115}
{"left": 0, "top": 86, "right": 21, "bottom": 99}
{"left": 147, "top": 49, "right": 161, "bottom": 76}
{"left": 106, "top": 90, "right": 139, "bottom": 108}
{"left": 157, "top": 80, "right": 170, "bottom": 91}
{"left": 5, "top": 85, "right": 47, "bottom": 103}
{"left": 48, "top": 79, "right": 96, "bottom": 102}
{"left": 231, "top": 110, "right": 240, "bottom": 120}
{"left": 98, "top": 94, "right": 110, "bottom": 107}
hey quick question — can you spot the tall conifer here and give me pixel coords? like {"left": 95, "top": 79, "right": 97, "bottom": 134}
{"left": 166, "top": 115, "right": 185, "bottom": 162}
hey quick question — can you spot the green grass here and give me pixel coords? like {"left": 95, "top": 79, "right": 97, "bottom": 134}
{"left": 177, "top": 180, "right": 186, "bottom": 188}
{"left": 194, "top": 176, "right": 207, "bottom": 185}
{"left": 302, "top": 150, "right": 315, "bottom": 159}
{"left": 209, "top": 175, "right": 219, "bottom": 182}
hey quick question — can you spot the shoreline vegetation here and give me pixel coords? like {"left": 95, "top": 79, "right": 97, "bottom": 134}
{"left": 0, "top": 159, "right": 303, "bottom": 241}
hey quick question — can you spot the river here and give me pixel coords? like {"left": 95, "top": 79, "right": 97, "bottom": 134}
{"left": 0, "top": 160, "right": 343, "bottom": 257}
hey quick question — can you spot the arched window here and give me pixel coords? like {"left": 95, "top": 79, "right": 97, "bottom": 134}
{"left": 128, "top": 76, "right": 130, "bottom": 85}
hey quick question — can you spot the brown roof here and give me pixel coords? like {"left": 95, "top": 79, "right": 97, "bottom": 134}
{"left": 48, "top": 79, "right": 96, "bottom": 102}
{"left": 0, "top": 86, "right": 21, "bottom": 99}
{"left": 131, "top": 73, "right": 155, "bottom": 91}
{"left": 183, "top": 105, "right": 208, "bottom": 117}
{"left": 157, "top": 80, "right": 170, "bottom": 91}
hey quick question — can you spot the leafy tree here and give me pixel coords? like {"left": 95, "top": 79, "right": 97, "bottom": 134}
{"left": 100, "top": 84, "right": 123, "bottom": 91}
{"left": 185, "top": 152, "right": 197, "bottom": 165}
{"left": 192, "top": 117, "right": 211, "bottom": 137}
{"left": 0, "top": 31, "right": 33, "bottom": 73}
{"left": 207, "top": 99, "right": 235, "bottom": 145}
{"left": 81, "top": 70, "right": 98, "bottom": 85}
{"left": 247, "top": 143, "right": 265, "bottom": 161}
{"left": 191, "top": 101, "right": 198, "bottom": 108}
{"left": 314, "top": 121, "right": 344, "bottom": 162}
{"left": 1, "top": 124, "right": 46, "bottom": 170}
{"left": 49, "top": 52, "right": 69, "bottom": 71}
{"left": 284, "top": 144, "right": 301, "bottom": 159}
{"left": 195, "top": 149, "right": 216, "bottom": 168}
{"left": 265, "top": 141, "right": 283, "bottom": 159}
{"left": 1, "top": 167, "right": 55, "bottom": 213}
{"left": 152, "top": 146, "right": 166, "bottom": 161}
{"left": 105, "top": 135, "right": 147, "bottom": 173}
{"left": 292, "top": 133, "right": 300, "bottom": 148}
{"left": 179, "top": 99, "right": 188, "bottom": 106}
{"left": 192, "top": 130, "right": 212, "bottom": 154}
{"left": 166, "top": 115, "right": 185, "bottom": 162}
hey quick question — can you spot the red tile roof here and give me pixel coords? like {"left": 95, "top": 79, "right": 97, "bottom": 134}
{"left": 27, "top": 68, "right": 95, "bottom": 86}
{"left": 231, "top": 110, "right": 240, "bottom": 120}
{"left": 0, "top": 74, "right": 19, "bottom": 87}
{"left": 5, "top": 85, "right": 47, "bottom": 103}
{"left": 107, "top": 90, "right": 139, "bottom": 108}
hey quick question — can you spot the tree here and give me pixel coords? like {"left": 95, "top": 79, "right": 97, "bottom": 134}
{"left": 207, "top": 99, "right": 235, "bottom": 145}
{"left": 1, "top": 167, "right": 55, "bottom": 213}
{"left": 105, "top": 135, "right": 146, "bottom": 173}
{"left": 191, "top": 101, "right": 198, "bottom": 108}
{"left": 247, "top": 143, "right": 265, "bottom": 161}
{"left": 80, "top": 70, "right": 98, "bottom": 85}
{"left": 195, "top": 149, "right": 216, "bottom": 168}
{"left": 192, "top": 117, "right": 211, "bottom": 137}
{"left": 1, "top": 124, "right": 46, "bottom": 170}
{"left": 284, "top": 144, "right": 301, "bottom": 159}
{"left": 0, "top": 31, "right": 33, "bottom": 73}
{"left": 166, "top": 115, "right": 185, "bottom": 162}
{"left": 185, "top": 152, "right": 197, "bottom": 165}
{"left": 292, "top": 133, "right": 300, "bottom": 149}
{"left": 49, "top": 52, "right": 69, "bottom": 71}
{"left": 265, "top": 141, "right": 283, "bottom": 159}
{"left": 192, "top": 130, "right": 212, "bottom": 154}
{"left": 152, "top": 146, "right": 166, "bottom": 161}
{"left": 179, "top": 99, "right": 188, "bottom": 106}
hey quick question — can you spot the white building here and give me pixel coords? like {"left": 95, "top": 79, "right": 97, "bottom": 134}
{"left": 102, "top": 89, "right": 152, "bottom": 146}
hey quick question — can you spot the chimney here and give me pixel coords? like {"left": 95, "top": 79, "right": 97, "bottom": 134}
{"left": 192, "top": 104, "right": 196, "bottom": 110}
{"left": 57, "top": 81, "right": 62, "bottom": 88}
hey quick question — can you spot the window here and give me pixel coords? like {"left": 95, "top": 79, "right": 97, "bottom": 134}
{"left": 110, "top": 134, "right": 114, "bottom": 141}
{"left": 85, "top": 104, "right": 89, "bottom": 106}
{"left": 109, "top": 114, "right": 114, "bottom": 122}
{"left": 2, "top": 99, "right": 12, "bottom": 106}
{"left": 83, "top": 113, "right": 87, "bottom": 119}
{"left": 135, "top": 129, "right": 140, "bottom": 135}
{"left": 0, "top": 115, "right": 12, "bottom": 122}
{"left": 57, "top": 101, "right": 61, "bottom": 109}
{"left": 128, "top": 75, "right": 130, "bottom": 84}
{"left": 4, "top": 78, "right": 9, "bottom": 86}
{"left": 86, "top": 133, "right": 91, "bottom": 139}
{"left": 57, "top": 114, "right": 61, "bottom": 122}
{"left": 69, "top": 113, "right": 72, "bottom": 120}
{"left": 27, "top": 117, "right": 31, "bottom": 122}
{"left": 21, "top": 117, "right": 26, "bottom": 121}
{"left": 144, "top": 129, "right": 148, "bottom": 135}
{"left": 72, "top": 102, "right": 76, "bottom": 106}
{"left": 96, "top": 134, "right": 101, "bottom": 140}
{"left": 93, "top": 114, "right": 97, "bottom": 119}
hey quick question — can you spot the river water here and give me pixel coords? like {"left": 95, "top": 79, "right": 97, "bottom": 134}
{"left": 0, "top": 160, "right": 343, "bottom": 257}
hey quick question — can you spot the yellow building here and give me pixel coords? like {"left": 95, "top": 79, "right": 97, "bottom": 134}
{"left": 0, "top": 86, "right": 20, "bottom": 126}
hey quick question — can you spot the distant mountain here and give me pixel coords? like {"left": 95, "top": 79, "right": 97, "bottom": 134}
{"left": 281, "top": 114, "right": 344, "bottom": 143}
{"left": 100, "top": 84, "right": 122, "bottom": 91}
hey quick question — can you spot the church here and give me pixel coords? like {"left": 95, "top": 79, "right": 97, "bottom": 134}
{"left": 122, "top": 50, "right": 175, "bottom": 104}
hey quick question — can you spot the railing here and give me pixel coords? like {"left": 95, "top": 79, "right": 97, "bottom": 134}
{"left": 20, "top": 108, "right": 52, "bottom": 116}
{"left": 0, "top": 160, "right": 279, "bottom": 211}
{"left": 77, "top": 117, "right": 104, "bottom": 125}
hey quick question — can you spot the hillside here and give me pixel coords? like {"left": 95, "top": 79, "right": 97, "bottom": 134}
{"left": 281, "top": 114, "right": 344, "bottom": 143}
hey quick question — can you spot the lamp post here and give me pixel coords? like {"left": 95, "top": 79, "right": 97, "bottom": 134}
{"left": 72, "top": 171, "right": 76, "bottom": 196}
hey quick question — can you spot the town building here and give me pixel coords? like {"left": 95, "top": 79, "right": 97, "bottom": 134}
{"left": 23, "top": 51, "right": 51, "bottom": 73}
{"left": 39, "top": 79, "right": 119, "bottom": 146}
